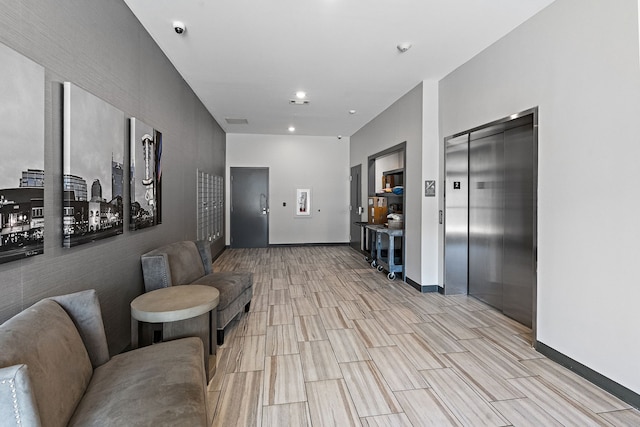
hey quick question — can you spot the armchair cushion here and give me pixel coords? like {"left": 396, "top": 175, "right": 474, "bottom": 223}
{"left": 49, "top": 289, "right": 109, "bottom": 368}
{"left": 0, "top": 299, "right": 93, "bottom": 427}
{"left": 192, "top": 271, "right": 252, "bottom": 312}
{"left": 68, "top": 337, "right": 207, "bottom": 427}
{"left": 0, "top": 364, "right": 41, "bottom": 427}
{"left": 141, "top": 241, "right": 205, "bottom": 290}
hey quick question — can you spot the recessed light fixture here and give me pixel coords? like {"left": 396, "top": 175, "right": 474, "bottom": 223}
{"left": 295, "top": 91, "right": 307, "bottom": 99}
{"left": 349, "top": 110, "right": 356, "bottom": 115}
{"left": 397, "top": 42, "right": 412, "bottom": 53}
{"left": 288, "top": 126, "right": 295, "bottom": 132}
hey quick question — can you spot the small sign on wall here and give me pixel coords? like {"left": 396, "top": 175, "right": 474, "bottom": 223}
{"left": 295, "top": 188, "right": 311, "bottom": 217}
{"left": 425, "top": 180, "right": 436, "bottom": 197}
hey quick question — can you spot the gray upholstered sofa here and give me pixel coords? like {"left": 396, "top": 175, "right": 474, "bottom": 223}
{"left": 141, "top": 240, "right": 252, "bottom": 345}
{"left": 0, "top": 289, "right": 207, "bottom": 427}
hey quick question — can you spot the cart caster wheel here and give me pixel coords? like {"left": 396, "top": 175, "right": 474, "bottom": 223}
{"left": 365, "top": 256, "right": 370, "bottom": 262}
{"left": 377, "top": 265, "right": 384, "bottom": 272}
{"left": 371, "top": 260, "right": 377, "bottom": 268}
{"left": 387, "top": 272, "right": 396, "bottom": 280}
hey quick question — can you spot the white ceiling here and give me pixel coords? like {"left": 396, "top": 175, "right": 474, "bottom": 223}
{"left": 123, "top": 0, "right": 555, "bottom": 137}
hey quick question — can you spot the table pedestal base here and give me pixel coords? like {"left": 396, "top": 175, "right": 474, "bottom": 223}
{"left": 131, "top": 310, "right": 217, "bottom": 381}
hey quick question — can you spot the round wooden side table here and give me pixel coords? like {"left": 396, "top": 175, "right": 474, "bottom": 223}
{"left": 131, "top": 284, "right": 220, "bottom": 380}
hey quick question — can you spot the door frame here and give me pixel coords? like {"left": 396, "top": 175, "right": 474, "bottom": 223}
{"left": 349, "top": 164, "right": 363, "bottom": 252}
{"left": 367, "top": 142, "right": 406, "bottom": 280}
{"left": 229, "top": 167, "right": 269, "bottom": 248}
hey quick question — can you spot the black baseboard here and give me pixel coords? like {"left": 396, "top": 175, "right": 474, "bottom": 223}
{"left": 212, "top": 246, "right": 227, "bottom": 263}
{"left": 536, "top": 341, "right": 640, "bottom": 410}
{"left": 268, "top": 242, "right": 350, "bottom": 247}
{"left": 405, "top": 276, "right": 439, "bottom": 293}
{"left": 223, "top": 243, "right": 349, "bottom": 252}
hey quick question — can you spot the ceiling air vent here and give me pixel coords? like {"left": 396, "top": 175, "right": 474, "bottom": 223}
{"left": 289, "top": 99, "right": 310, "bottom": 105}
{"left": 225, "top": 118, "right": 249, "bottom": 125}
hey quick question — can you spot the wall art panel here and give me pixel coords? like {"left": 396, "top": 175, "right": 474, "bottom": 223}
{"left": 63, "top": 82, "right": 124, "bottom": 247}
{"left": 0, "top": 43, "right": 45, "bottom": 264}
{"left": 129, "top": 118, "right": 162, "bottom": 230}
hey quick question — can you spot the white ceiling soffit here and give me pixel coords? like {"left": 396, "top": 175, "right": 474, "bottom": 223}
{"left": 123, "top": 0, "right": 556, "bottom": 137}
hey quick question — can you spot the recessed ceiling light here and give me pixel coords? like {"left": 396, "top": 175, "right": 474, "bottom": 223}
{"left": 295, "top": 91, "right": 307, "bottom": 99}
{"left": 397, "top": 42, "right": 412, "bottom": 53}
{"left": 288, "top": 126, "right": 295, "bottom": 132}
{"left": 349, "top": 110, "right": 356, "bottom": 115}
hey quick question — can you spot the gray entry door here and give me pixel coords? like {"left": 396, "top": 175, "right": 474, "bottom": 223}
{"left": 349, "top": 164, "right": 362, "bottom": 251}
{"left": 230, "top": 167, "right": 268, "bottom": 248}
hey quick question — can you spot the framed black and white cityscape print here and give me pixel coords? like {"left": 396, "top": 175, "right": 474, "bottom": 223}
{"left": 0, "top": 43, "right": 45, "bottom": 264}
{"left": 62, "top": 82, "right": 125, "bottom": 247}
{"left": 129, "top": 118, "right": 162, "bottom": 230}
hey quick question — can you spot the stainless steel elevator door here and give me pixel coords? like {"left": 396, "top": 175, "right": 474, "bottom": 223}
{"left": 469, "top": 132, "right": 505, "bottom": 311}
{"left": 502, "top": 124, "right": 534, "bottom": 327}
{"left": 445, "top": 112, "right": 536, "bottom": 329}
{"left": 444, "top": 134, "right": 470, "bottom": 295}
{"left": 467, "top": 121, "right": 534, "bottom": 328}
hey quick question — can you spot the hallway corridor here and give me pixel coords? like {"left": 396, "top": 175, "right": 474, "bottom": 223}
{"left": 207, "top": 246, "right": 639, "bottom": 426}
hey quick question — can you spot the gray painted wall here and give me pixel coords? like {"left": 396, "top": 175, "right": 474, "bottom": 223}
{"left": 350, "top": 83, "right": 423, "bottom": 283}
{"left": 0, "top": 0, "right": 226, "bottom": 354}
{"left": 226, "top": 134, "right": 350, "bottom": 245}
{"left": 439, "top": 0, "right": 640, "bottom": 393}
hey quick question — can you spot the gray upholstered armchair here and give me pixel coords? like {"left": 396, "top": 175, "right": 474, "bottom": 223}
{"left": 0, "top": 290, "right": 208, "bottom": 426}
{"left": 140, "top": 240, "right": 252, "bottom": 345}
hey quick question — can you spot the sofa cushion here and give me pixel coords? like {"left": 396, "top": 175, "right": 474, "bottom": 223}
{"left": 69, "top": 337, "right": 207, "bottom": 427}
{"left": 191, "top": 271, "right": 252, "bottom": 311}
{"left": 0, "top": 300, "right": 93, "bottom": 427}
{"left": 49, "top": 289, "right": 110, "bottom": 368}
{"left": 143, "top": 241, "right": 206, "bottom": 288}
{"left": 0, "top": 364, "right": 42, "bottom": 427}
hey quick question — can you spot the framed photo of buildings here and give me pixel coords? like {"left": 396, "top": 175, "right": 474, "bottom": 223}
{"left": 129, "top": 118, "right": 162, "bottom": 230}
{"left": 0, "top": 43, "right": 45, "bottom": 264}
{"left": 62, "top": 82, "right": 125, "bottom": 247}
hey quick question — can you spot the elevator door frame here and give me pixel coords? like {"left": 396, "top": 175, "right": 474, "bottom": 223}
{"left": 443, "top": 107, "right": 538, "bottom": 343}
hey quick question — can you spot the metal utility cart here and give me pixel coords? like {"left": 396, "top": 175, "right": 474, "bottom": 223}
{"left": 365, "top": 224, "right": 404, "bottom": 280}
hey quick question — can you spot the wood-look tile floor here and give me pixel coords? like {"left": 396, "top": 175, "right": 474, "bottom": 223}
{"left": 206, "top": 246, "right": 640, "bottom": 427}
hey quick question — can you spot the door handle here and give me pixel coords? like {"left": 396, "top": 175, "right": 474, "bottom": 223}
{"left": 260, "top": 193, "right": 268, "bottom": 215}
